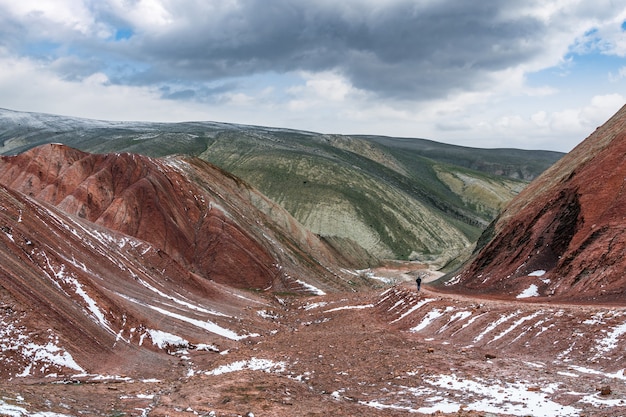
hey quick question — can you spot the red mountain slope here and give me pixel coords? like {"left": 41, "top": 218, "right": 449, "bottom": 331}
{"left": 0, "top": 181, "right": 273, "bottom": 379}
{"left": 0, "top": 144, "right": 360, "bottom": 379}
{"left": 443, "top": 104, "right": 626, "bottom": 303}
{"left": 0, "top": 144, "right": 354, "bottom": 292}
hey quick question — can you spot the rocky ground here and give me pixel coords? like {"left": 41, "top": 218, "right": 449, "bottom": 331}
{"left": 1, "top": 267, "right": 625, "bottom": 417}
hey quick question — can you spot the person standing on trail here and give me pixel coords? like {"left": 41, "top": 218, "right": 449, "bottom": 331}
{"left": 416, "top": 276, "right": 422, "bottom": 292}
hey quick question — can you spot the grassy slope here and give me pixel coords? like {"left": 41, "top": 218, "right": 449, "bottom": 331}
{"left": 196, "top": 130, "right": 535, "bottom": 267}
{"left": 359, "top": 135, "right": 564, "bottom": 181}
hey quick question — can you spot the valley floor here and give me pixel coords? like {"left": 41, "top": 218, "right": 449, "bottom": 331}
{"left": 1, "top": 274, "right": 625, "bottom": 417}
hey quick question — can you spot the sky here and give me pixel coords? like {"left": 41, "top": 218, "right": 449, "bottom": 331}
{"left": 0, "top": 1, "right": 625, "bottom": 152}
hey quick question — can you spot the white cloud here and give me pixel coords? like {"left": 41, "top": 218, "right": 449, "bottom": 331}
{"left": 580, "top": 94, "right": 626, "bottom": 124}
{"left": 0, "top": 0, "right": 98, "bottom": 36}
{"left": 107, "top": 0, "right": 174, "bottom": 29}
{"left": 0, "top": 53, "right": 208, "bottom": 122}
{"left": 287, "top": 71, "right": 362, "bottom": 111}
{"left": 609, "top": 66, "right": 626, "bottom": 82}
{"left": 543, "top": 94, "right": 624, "bottom": 136}
{"left": 220, "top": 92, "right": 255, "bottom": 106}
{"left": 483, "top": 94, "right": 625, "bottom": 149}
{"left": 1, "top": 47, "right": 622, "bottom": 153}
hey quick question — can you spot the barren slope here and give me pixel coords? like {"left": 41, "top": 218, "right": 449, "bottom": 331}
{"left": 198, "top": 130, "right": 528, "bottom": 267}
{"left": 2, "top": 281, "right": 624, "bottom": 416}
{"left": 0, "top": 144, "right": 361, "bottom": 291}
{"left": 0, "top": 144, "right": 366, "bottom": 382}
{"left": 0, "top": 182, "right": 273, "bottom": 379}
{"left": 443, "top": 104, "right": 626, "bottom": 303}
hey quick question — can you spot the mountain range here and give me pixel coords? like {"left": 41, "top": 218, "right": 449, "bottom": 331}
{"left": 0, "top": 108, "right": 563, "bottom": 268}
{"left": 2, "top": 107, "right": 626, "bottom": 416}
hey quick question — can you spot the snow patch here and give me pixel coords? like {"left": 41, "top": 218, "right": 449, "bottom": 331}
{"left": 420, "top": 374, "right": 581, "bottom": 416}
{"left": 0, "top": 398, "right": 73, "bottom": 417}
{"left": 410, "top": 308, "right": 445, "bottom": 332}
{"left": 583, "top": 312, "right": 606, "bottom": 325}
{"left": 206, "top": 358, "right": 286, "bottom": 376}
{"left": 146, "top": 304, "right": 253, "bottom": 341}
{"left": 516, "top": 284, "right": 539, "bottom": 299}
{"left": 387, "top": 299, "right": 406, "bottom": 311}
{"left": 580, "top": 393, "right": 626, "bottom": 407}
{"left": 568, "top": 365, "right": 626, "bottom": 381}
{"left": 359, "top": 373, "right": 583, "bottom": 416}
{"left": 473, "top": 312, "right": 518, "bottom": 343}
{"left": 118, "top": 294, "right": 254, "bottom": 341}
{"left": 63, "top": 272, "right": 114, "bottom": 334}
{"left": 18, "top": 341, "right": 84, "bottom": 376}
{"left": 147, "top": 329, "right": 189, "bottom": 350}
{"left": 444, "top": 274, "right": 461, "bottom": 286}
{"left": 295, "top": 279, "right": 326, "bottom": 295}
{"left": 489, "top": 311, "right": 543, "bottom": 344}
{"left": 595, "top": 320, "right": 626, "bottom": 356}
{"left": 257, "top": 309, "right": 279, "bottom": 320}
{"left": 303, "top": 301, "right": 328, "bottom": 311}
{"left": 0, "top": 316, "right": 84, "bottom": 377}
{"left": 359, "top": 269, "right": 395, "bottom": 284}
{"left": 390, "top": 298, "right": 434, "bottom": 324}
{"left": 324, "top": 304, "right": 374, "bottom": 313}
{"left": 137, "top": 277, "right": 230, "bottom": 317}
{"left": 437, "top": 310, "right": 473, "bottom": 333}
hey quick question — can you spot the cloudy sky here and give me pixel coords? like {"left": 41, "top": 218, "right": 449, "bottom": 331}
{"left": 1, "top": 1, "right": 625, "bottom": 152}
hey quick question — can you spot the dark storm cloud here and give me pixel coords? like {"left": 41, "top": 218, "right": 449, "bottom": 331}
{"left": 0, "top": 1, "right": 555, "bottom": 102}
{"left": 117, "top": 0, "right": 546, "bottom": 99}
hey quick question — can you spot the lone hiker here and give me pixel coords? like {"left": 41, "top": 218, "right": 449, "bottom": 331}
{"left": 416, "top": 276, "right": 422, "bottom": 292}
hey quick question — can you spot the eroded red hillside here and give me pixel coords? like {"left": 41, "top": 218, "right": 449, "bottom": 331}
{"left": 443, "top": 104, "right": 626, "bottom": 303}
{"left": 0, "top": 144, "right": 359, "bottom": 379}
{"left": 0, "top": 181, "right": 275, "bottom": 379}
{"left": 0, "top": 144, "right": 352, "bottom": 292}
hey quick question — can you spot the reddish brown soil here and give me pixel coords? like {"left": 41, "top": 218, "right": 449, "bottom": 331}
{"left": 2, "top": 277, "right": 625, "bottom": 417}
{"left": 0, "top": 146, "right": 360, "bottom": 385}
{"left": 0, "top": 144, "right": 355, "bottom": 293}
{"left": 447, "top": 104, "right": 626, "bottom": 304}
